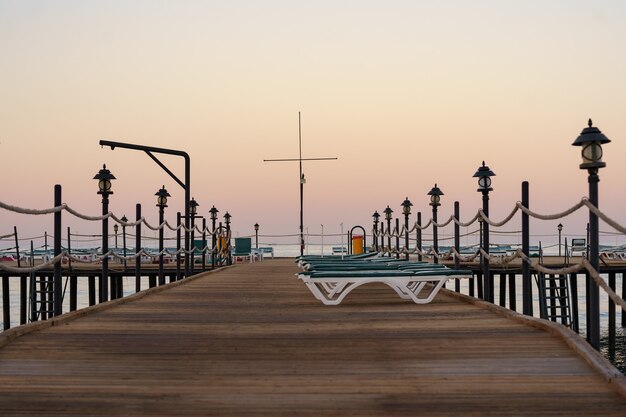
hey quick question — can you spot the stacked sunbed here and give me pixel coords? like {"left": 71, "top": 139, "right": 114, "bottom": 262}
{"left": 296, "top": 253, "right": 473, "bottom": 305}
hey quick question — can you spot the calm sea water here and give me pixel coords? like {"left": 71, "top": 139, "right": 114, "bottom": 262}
{"left": 2, "top": 243, "right": 625, "bottom": 374}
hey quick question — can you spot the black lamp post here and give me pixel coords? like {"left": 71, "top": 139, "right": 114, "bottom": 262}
{"left": 383, "top": 206, "right": 393, "bottom": 256}
{"left": 401, "top": 198, "right": 412, "bottom": 260}
{"left": 113, "top": 224, "right": 119, "bottom": 249}
{"left": 557, "top": 223, "right": 563, "bottom": 257}
{"left": 473, "top": 162, "right": 495, "bottom": 302}
{"left": 202, "top": 218, "right": 207, "bottom": 272}
{"left": 372, "top": 211, "right": 380, "bottom": 252}
{"left": 209, "top": 206, "right": 218, "bottom": 269}
{"left": 254, "top": 223, "right": 259, "bottom": 249}
{"left": 120, "top": 215, "right": 128, "bottom": 270}
{"left": 417, "top": 212, "right": 422, "bottom": 262}
{"left": 156, "top": 186, "right": 170, "bottom": 286}
{"left": 189, "top": 198, "right": 199, "bottom": 274}
{"left": 572, "top": 118, "right": 610, "bottom": 350}
{"left": 477, "top": 216, "right": 484, "bottom": 299}
{"left": 428, "top": 184, "right": 443, "bottom": 264}
{"left": 224, "top": 212, "right": 232, "bottom": 265}
{"left": 94, "top": 164, "right": 115, "bottom": 303}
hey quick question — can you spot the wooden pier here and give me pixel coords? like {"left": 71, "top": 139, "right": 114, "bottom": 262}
{"left": 1, "top": 258, "right": 625, "bottom": 416}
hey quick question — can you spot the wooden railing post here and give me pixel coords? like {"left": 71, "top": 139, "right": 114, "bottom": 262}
{"left": 522, "top": 181, "right": 532, "bottom": 316}
{"left": 454, "top": 202, "right": 460, "bottom": 292}
{"left": 53, "top": 185, "right": 62, "bottom": 316}
{"left": 135, "top": 203, "right": 142, "bottom": 293}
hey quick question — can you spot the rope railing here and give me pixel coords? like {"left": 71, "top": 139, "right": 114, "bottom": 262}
{"left": 0, "top": 232, "right": 16, "bottom": 240}
{"left": 450, "top": 247, "right": 481, "bottom": 262}
{"left": 516, "top": 199, "right": 587, "bottom": 221}
{"left": 0, "top": 241, "right": 222, "bottom": 272}
{"left": 1, "top": 201, "right": 223, "bottom": 236}
{"left": 582, "top": 258, "right": 626, "bottom": 311}
{"left": 479, "top": 205, "right": 520, "bottom": 227}
{"left": 0, "top": 201, "right": 66, "bottom": 215}
{"left": 406, "top": 197, "right": 612, "bottom": 232}
{"left": 584, "top": 199, "right": 626, "bottom": 235}
{"left": 453, "top": 245, "right": 626, "bottom": 310}
{"left": 0, "top": 224, "right": 232, "bottom": 272}
{"left": 4, "top": 196, "right": 626, "bottom": 242}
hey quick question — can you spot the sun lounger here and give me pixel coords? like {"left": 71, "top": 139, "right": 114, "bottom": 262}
{"left": 297, "top": 268, "right": 473, "bottom": 305}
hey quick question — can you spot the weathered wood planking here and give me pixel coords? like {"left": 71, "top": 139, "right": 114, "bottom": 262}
{"left": 0, "top": 259, "right": 625, "bottom": 416}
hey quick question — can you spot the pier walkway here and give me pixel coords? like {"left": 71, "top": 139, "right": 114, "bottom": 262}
{"left": 1, "top": 259, "right": 625, "bottom": 416}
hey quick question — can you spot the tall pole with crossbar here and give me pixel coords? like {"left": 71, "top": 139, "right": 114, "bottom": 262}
{"left": 264, "top": 112, "right": 338, "bottom": 257}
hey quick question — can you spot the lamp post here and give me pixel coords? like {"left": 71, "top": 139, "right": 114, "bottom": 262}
{"left": 120, "top": 215, "right": 128, "bottom": 270}
{"left": 477, "top": 216, "right": 484, "bottom": 299}
{"left": 417, "top": 212, "right": 422, "bottom": 262}
{"left": 209, "top": 206, "right": 218, "bottom": 269}
{"left": 94, "top": 164, "right": 115, "bottom": 303}
{"left": 254, "top": 223, "right": 259, "bottom": 249}
{"left": 189, "top": 198, "right": 199, "bottom": 274}
{"left": 401, "top": 198, "right": 412, "bottom": 260}
{"left": 156, "top": 186, "right": 170, "bottom": 286}
{"left": 383, "top": 206, "right": 393, "bottom": 256}
{"left": 572, "top": 118, "right": 610, "bottom": 350}
{"left": 372, "top": 211, "right": 380, "bottom": 252}
{"left": 428, "top": 184, "right": 443, "bottom": 264}
{"left": 557, "top": 223, "right": 563, "bottom": 257}
{"left": 473, "top": 162, "right": 496, "bottom": 302}
{"left": 113, "top": 222, "right": 120, "bottom": 298}
{"left": 202, "top": 218, "right": 207, "bottom": 272}
{"left": 224, "top": 212, "right": 232, "bottom": 265}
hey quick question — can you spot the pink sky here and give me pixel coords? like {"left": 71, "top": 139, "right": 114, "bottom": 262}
{"left": 2, "top": 1, "right": 626, "bottom": 248}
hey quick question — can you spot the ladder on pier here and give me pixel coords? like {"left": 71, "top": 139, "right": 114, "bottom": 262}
{"left": 29, "top": 275, "right": 54, "bottom": 322}
{"left": 535, "top": 273, "right": 573, "bottom": 328}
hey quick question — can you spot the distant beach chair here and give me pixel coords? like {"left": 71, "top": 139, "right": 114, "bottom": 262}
{"left": 258, "top": 247, "right": 274, "bottom": 259}
{"left": 233, "top": 237, "right": 253, "bottom": 263}
{"left": 332, "top": 246, "right": 347, "bottom": 255}
{"left": 600, "top": 252, "right": 615, "bottom": 260}
{"left": 569, "top": 238, "right": 587, "bottom": 257}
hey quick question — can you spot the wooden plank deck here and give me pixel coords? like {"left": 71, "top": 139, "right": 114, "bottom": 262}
{"left": 1, "top": 258, "right": 625, "bottom": 416}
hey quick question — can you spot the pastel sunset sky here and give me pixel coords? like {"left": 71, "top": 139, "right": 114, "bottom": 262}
{"left": 2, "top": 1, "right": 625, "bottom": 248}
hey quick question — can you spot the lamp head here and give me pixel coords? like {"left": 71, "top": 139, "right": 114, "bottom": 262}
{"left": 572, "top": 119, "right": 610, "bottom": 170}
{"left": 401, "top": 197, "right": 413, "bottom": 215}
{"left": 189, "top": 198, "right": 199, "bottom": 215}
{"left": 383, "top": 205, "right": 393, "bottom": 221}
{"left": 155, "top": 185, "right": 170, "bottom": 208}
{"left": 473, "top": 161, "right": 495, "bottom": 192}
{"left": 94, "top": 164, "right": 116, "bottom": 195}
{"left": 428, "top": 184, "right": 443, "bottom": 207}
{"left": 209, "top": 205, "right": 219, "bottom": 220}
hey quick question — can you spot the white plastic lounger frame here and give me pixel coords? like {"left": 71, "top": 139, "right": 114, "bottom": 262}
{"left": 297, "top": 271, "right": 471, "bottom": 306}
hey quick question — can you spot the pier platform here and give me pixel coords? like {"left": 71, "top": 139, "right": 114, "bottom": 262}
{"left": 1, "top": 258, "right": 625, "bottom": 416}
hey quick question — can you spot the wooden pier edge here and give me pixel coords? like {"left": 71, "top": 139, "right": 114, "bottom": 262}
{"left": 442, "top": 288, "right": 626, "bottom": 398}
{"left": 0, "top": 266, "right": 233, "bottom": 349}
